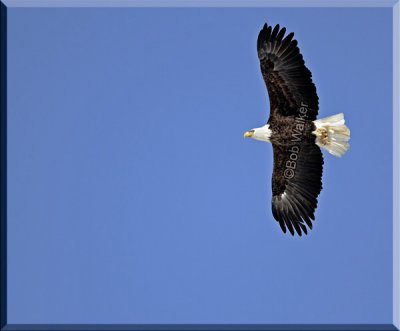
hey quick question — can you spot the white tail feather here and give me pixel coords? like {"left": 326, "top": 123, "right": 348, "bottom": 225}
{"left": 313, "top": 113, "right": 350, "bottom": 157}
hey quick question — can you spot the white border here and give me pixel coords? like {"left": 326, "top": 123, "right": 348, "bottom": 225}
{"left": 393, "top": 0, "right": 399, "bottom": 329}
{"left": 1, "top": 0, "right": 397, "bottom": 7}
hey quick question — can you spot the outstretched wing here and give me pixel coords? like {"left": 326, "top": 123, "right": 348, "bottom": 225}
{"left": 271, "top": 143, "right": 324, "bottom": 236}
{"left": 257, "top": 23, "right": 319, "bottom": 120}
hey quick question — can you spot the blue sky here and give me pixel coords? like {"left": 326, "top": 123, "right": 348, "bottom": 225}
{"left": 7, "top": 6, "right": 393, "bottom": 324}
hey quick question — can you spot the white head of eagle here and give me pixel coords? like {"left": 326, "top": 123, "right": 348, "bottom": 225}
{"left": 244, "top": 23, "right": 350, "bottom": 236}
{"left": 244, "top": 124, "right": 272, "bottom": 142}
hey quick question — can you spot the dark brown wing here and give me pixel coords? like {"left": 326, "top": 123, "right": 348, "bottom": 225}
{"left": 271, "top": 142, "right": 323, "bottom": 236}
{"left": 257, "top": 23, "right": 319, "bottom": 120}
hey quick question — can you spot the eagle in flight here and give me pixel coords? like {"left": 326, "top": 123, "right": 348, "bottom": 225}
{"left": 244, "top": 23, "right": 350, "bottom": 236}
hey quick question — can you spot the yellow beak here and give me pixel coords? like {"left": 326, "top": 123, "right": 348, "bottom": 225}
{"left": 244, "top": 131, "right": 253, "bottom": 138}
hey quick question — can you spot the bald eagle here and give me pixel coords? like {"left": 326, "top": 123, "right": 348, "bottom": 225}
{"left": 244, "top": 23, "right": 350, "bottom": 236}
